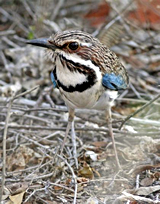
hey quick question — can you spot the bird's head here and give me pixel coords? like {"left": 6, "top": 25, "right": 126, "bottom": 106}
{"left": 26, "top": 30, "right": 100, "bottom": 61}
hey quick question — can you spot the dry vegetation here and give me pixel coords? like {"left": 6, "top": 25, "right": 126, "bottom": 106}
{"left": 1, "top": 0, "right": 160, "bottom": 203}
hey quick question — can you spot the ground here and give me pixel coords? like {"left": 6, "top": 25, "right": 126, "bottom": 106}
{"left": 1, "top": 0, "right": 160, "bottom": 203}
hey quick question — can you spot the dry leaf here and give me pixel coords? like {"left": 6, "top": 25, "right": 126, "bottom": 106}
{"left": 53, "top": 186, "right": 63, "bottom": 191}
{"left": 6, "top": 182, "right": 29, "bottom": 195}
{"left": 77, "top": 177, "right": 89, "bottom": 184}
{"left": 7, "top": 145, "right": 34, "bottom": 171}
{"left": 134, "top": 185, "right": 160, "bottom": 196}
{"left": 140, "top": 177, "right": 155, "bottom": 187}
{"left": 153, "top": 172, "right": 160, "bottom": 180}
{"left": 7, "top": 151, "right": 25, "bottom": 171}
{"left": 85, "top": 151, "right": 98, "bottom": 161}
{"left": 92, "top": 141, "right": 108, "bottom": 148}
{"left": 78, "top": 163, "right": 94, "bottom": 179}
{"left": 77, "top": 177, "right": 89, "bottom": 192}
{"left": 9, "top": 191, "right": 25, "bottom": 204}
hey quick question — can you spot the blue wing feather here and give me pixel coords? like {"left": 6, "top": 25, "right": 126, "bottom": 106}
{"left": 102, "top": 73, "right": 127, "bottom": 90}
{"left": 50, "top": 71, "right": 57, "bottom": 88}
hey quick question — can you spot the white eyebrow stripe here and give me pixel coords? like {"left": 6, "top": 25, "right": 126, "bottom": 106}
{"left": 80, "top": 42, "right": 92, "bottom": 47}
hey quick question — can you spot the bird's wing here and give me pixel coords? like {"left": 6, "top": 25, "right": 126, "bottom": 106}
{"left": 102, "top": 72, "right": 128, "bottom": 90}
{"left": 50, "top": 71, "right": 57, "bottom": 88}
{"left": 101, "top": 48, "right": 129, "bottom": 91}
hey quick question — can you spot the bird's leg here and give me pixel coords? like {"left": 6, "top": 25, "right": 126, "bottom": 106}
{"left": 60, "top": 108, "right": 78, "bottom": 168}
{"left": 106, "top": 106, "right": 121, "bottom": 169}
{"left": 60, "top": 108, "right": 74, "bottom": 155}
{"left": 71, "top": 119, "right": 78, "bottom": 169}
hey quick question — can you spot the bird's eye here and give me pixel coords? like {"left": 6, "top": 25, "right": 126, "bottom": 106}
{"left": 68, "top": 42, "right": 79, "bottom": 50}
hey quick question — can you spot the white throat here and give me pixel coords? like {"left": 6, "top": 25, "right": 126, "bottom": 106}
{"left": 56, "top": 51, "right": 102, "bottom": 81}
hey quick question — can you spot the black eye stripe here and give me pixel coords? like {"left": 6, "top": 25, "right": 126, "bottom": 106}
{"left": 68, "top": 42, "right": 79, "bottom": 50}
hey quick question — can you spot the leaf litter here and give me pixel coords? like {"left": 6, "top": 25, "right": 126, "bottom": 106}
{"left": 1, "top": 0, "right": 160, "bottom": 203}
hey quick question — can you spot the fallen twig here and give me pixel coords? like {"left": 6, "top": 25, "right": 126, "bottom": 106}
{"left": 119, "top": 93, "right": 160, "bottom": 130}
{"left": 0, "top": 85, "right": 39, "bottom": 203}
{"left": 0, "top": 94, "right": 14, "bottom": 203}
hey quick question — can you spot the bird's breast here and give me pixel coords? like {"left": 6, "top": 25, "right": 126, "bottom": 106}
{"left": 61, "top": 82, "right": 104, "bottom": 109}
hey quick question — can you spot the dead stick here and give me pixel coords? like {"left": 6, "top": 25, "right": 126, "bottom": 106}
{"left": 0, "top": 85, "right": 39, "bottom": 203}
{"left": 119, "top": 93, "right": 160, "bottom": 130}
{"left": 0, "top": 94, "right": 14, "bottom": 203}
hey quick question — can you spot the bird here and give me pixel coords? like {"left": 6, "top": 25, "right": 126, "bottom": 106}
{"left": 27, "top": 30, "right": 129, "bottom": 169}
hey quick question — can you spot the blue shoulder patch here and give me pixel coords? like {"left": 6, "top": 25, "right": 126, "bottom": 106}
{"left": 102, "top": 73, "right": 127, "bottom": 90}
{"left": 50, "top": 71, "right": 57, "bottom": 88}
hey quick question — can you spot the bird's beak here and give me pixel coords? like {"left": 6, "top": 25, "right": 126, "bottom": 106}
{"left": 26, "top": 38, "right": 56, "bottom": 50}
